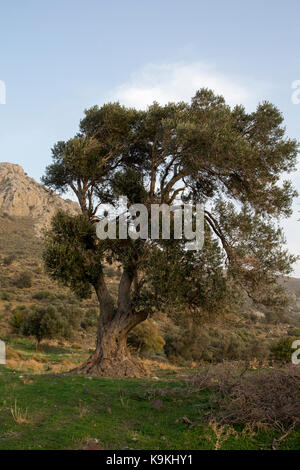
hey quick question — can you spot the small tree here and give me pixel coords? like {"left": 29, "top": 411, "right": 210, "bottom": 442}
{"left": 42, "top": 90, "right": 298, "bottom": 376}
{"left": 22, "top": 306, "right": 63, "bottom": 349}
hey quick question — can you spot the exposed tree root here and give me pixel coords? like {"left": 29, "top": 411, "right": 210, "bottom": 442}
{"left": 71, "top": 352, "right": 149, "bottom": 378}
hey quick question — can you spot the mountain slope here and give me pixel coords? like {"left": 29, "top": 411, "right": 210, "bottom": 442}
{"left": 0, "top": 162, "right": 79, "bottom": 234}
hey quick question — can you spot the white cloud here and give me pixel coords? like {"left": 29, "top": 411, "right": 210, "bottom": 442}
{"left": 111, "top": 61, "right": 261, "bottom": 110}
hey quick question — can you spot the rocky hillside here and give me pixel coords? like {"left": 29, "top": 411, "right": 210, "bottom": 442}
{"left": 0, "top": 162, "right": 79, "bottom": 234}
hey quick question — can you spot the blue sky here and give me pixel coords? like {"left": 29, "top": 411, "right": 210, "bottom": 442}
{"left": 1, "top": 0, "right": 300, "bottom": 274}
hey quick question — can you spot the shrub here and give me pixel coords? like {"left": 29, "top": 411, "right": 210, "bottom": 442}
{"left": 0, "top": 291, "right": 12, "bottom": 301}
{"left": 81, "top": 308, "right": 98, "bottom": 330}
{"left": 55, "top": 293, "right": 67, "bottom": 301}
{"left": 57, "top": 304, "right": 82, "bottom": 337}
{"left": 164, "top": 322, "right": 270, "bottom": 364}
{"left": 288, "top": 327, "right": 300, "bottom": 337}
{"left": 190, "top": 363, "right": 300, "bottom": 427}
{"left": 32, "top": 290, "right": 54, "bottom": 301}
{"left": 10, "top": 305, "right": 30, "bottom": 333}
{"left": 128, "top": 320, "right": 165, "bottom": 355}
{"left": 271, "top": 337, "right": 297, "bottom": 362}
{"left": 14, "top": 271, "right": 32, "bottom": 289}
{"left": 164, "top": 327, "right": 212, "bottom": 362}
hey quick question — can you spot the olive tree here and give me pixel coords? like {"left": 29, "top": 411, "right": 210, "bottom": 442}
{"left": 42, "top": 90, "right": 298, "bottom": 376}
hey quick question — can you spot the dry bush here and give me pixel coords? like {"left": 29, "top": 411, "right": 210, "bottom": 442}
{"left": 189, "top": 363, "right": 300, "bottom": 427}
{"left": 6, "top": 346, "right": 24, "bottom": 360}
{"left": 188, "top": 361, "right": 247, "bottom": 394}
{"left": 207, "top": 419, "right": 237, "bottom": 450}
{"left": 32, "top": 355, "right": 48, "bottom": 363}
{"left": 24, "top": 359, "right": 45, "bottom": 371}
{"left": 6, "top": 357, "right": 45, "bottom": 372}
{"left": 10, "top": 400, "right": 30, "bottom": 424}
{"left": 220, "top": 365, "right": 300, "bottom": 427}
{"left": 50, "top": 358, "right": 78, "bottom": 373}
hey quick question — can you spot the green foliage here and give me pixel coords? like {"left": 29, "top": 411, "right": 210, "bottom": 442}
{"left": 128, "top": 320, "right": 165, "bottom": 355}
{"left": 164, "top": 322, "right": 270, "bottom": 363}
{"left": 14, "top": 271, "right": 32, "bottom": 289}
{"left": 22, "top": 306, "right": 66, "bottom": 346}
{"left": 81, "top": 308, "right": 98, "bottom": 330}
{"left": 43, "top": 212, "right": 103, "bottom": 298}
{"left": 139, "top": 231, "right": 240, "bottom": 319}
{"left": 10, "top": 303, "right": 82, "bottom": 345}
{"left": 214, "top": 201, "right": 297, "bottom": 309}
{"left": 10, "top": 305, "right": 30, "bottom": 333}
{"left": 32, "top": 290, "right": 55, "bottom": 301}
{"left": 271, "top": 337, "right": 296, "bottom": 362}
{"left": 288, "top": 327, "right": 300, "bottom": 337}
{"left": 51, "top": 303, "right": 82, "bottom": 338}
{"left": 111, "top": 168, "right": 147, "bottom": 204}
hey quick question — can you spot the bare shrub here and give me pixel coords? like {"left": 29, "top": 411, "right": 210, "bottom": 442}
{"left": 14, "top": 271, "right": 32, "bottom": 289}
{"left": 220, "top": 365, "right": 300, "bottom": 427}
{"left": 10, "top": 400, "right": 30, "bottom": 424}
{"left": 190, "top": 363, "right": 300, "bottom": 427}
{"left": 207, "top": 419, "right": 237, "bottom": 450}
{"left": 188, "top": 361, "right": 247, "bottom": 394}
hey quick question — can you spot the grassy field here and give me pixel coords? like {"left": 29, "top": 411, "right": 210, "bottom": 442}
{"left": 0, "top": 339, "right": 299, "bottom": 450}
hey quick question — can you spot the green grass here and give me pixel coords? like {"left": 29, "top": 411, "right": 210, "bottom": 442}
{"left": 0, "top": 366, "right": 299, "bottom": 450}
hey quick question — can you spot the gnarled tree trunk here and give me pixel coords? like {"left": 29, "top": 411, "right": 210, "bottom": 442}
{"left": 73, "top": 270, "right": 149, "bottom": 377}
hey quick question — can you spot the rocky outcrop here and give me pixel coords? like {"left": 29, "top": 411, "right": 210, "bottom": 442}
{"left": 0, "top": 162, "right": 80, "bottom": 234}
